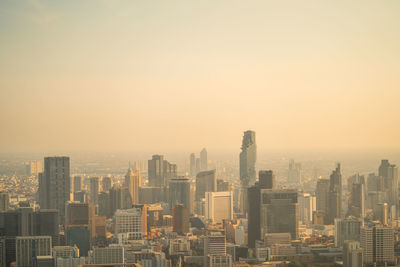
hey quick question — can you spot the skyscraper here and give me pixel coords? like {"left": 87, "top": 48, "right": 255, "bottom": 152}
{"left": 260, "top": 189, "right": 298, "bottom": 240}
{"left": 248, "top": 170, "right": 274, "bottom": 248}
{"left": 239, "top": 130, "right": 256, "bottom": 214}
{"left": 334, "top": 218, "right": 362, "bottom": 247}
{"left": 16, "top": 236, "right": 52, "bottom": 267}
{"left": 196, "top": 170, "right": 217, "bottom": 201}
{"left": 102, "top": 176, "right": 112, "bottom": 192}
{"left": 378, "top": 160, "right": 398, "bottom": 209}
{"left": 39, "top": 156, "right": 70, "bottom": 224}
{"left": 148, "top": 155, "right": 177, "bottom": 187}
{"left": 169, "top": 178, "right": 191, "bottom": 214}
{"left": 172, "top": 204, "right": 189, "bottom": 235}
{"left": 200, "top": 148, "right": 208, "bottom": 171}
{"left": 360, "top": 226, "right": 394, "bottom": 266}
{"left": 148, "top": 155, "right": 164, "bottom": 187}
{"left": 73, "top": 176, "right": 82, "bottom": 192}
{"left": 0, "top": 192, "right": 9, "bottom": 212}
{"left": 89, "top": 177, "right": 99, "bottom": 205}
{"left": 347, "top": 183, "right": 365, "bottom": 219}
{"left": 190, "top": 153, "right": 196, "bottom": 177}
{"left": 205, "top": 191, "right": 233, "bottom": 223}
{"left": 125, "top": 168, "right": 142, "bottom": 205}
{"left": 327, "top": 164, "right": 342, "bottom": 224}
{"left": 239, "top": 130, "right": 257, "bottom": 187}
{"left": 343, "top": 241, "right": 363, "bottom": 267}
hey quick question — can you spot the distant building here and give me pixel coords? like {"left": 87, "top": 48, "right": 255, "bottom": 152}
{"left": 239, "top": 130, "right": 256, "bottom": 214}
{"left": 39, "top": 157, "right": 70, "bottom": 223}
{"left": 360, "top": 226, "right": 394, "bottom": 266}
{"left": 172, "top": 204, "right": 189, "bottom": 235}
{"left": 16, "top": 236, "right": 52, "bottom": 267}
{"left": 239, "top": 130, "right": 257, "bottom": 187}
{"left": 114, "top": 208, "right": 144, "bottom": 239}
{"left": 66, "top": 226, "right": 90, "bottom": 257}
{"left": 327, "top": 164, "right": 342, "bottom": 224}
{"left": 260, "top": 189, "right": 298, "bottom": 240}
{"left": 25, "top": 160, "right": 43, "bottom": 177}
{"left": 205, "top": 191, "right": 233, "bottom": 223}
{"left": 89, "top": 177, "right": 100, "bottom": 205}
{"left": 190, "top": 153, "right": 196, "bottom": 177}
{"left": 315, "top": 178, "right": 330, "bottom": 223}
{"left": 32, "top": 256, "right": 54, "bottom": 267}
{"left": 248, "top": 170, "right": 275, "bottom": 248}
{"left": 196, "top": 170, "right": 217, "bottom": 201}
{"left": 343, "top": 240, "right": 363, "bottom": 267}
{"left": 334, "top": 218, "right": 362, "bottom": 247}
{"left": 200, "top": 148, "right": 208, "bottom": 171}
{"left": 125, "top": 168, "right": 142, "bottom": 205}
{"left": 287, "top": 159, "right": 302, "bottom": 184}
{"left": 168, "top": 178, "right": 191, "bottom": 213}
{"left": 91, "top": 246, "right": 124, "bottom": 264}
{"left": 148, "top": 155, "right": 177, "bottom": 188}
{"left": 73, "top": 176, "right": 82, "bottom": 192}
{"left": 101, "top": 176, "right": 112, "bottom": 192}
{"left": 0, "top": 192, "right": 9, "bottom": 212}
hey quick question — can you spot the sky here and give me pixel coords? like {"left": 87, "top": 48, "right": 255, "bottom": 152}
{"left": 1, "top": 0, "right": 400, "bottom": 153}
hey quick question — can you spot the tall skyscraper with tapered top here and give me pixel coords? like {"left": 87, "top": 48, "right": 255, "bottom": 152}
{"left": 39, "top": 156, "right": 70, "bottom": 224}
{"left": 240, "top": 130, "right": 256, "bottom": 187}
{"left": 327, "top": 164, "right": 342, "bottom": 224}
{"left": 239, "top": 130, "right": 256, "bottom": 214}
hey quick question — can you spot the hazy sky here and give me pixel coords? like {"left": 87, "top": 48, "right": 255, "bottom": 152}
{"left": 1, "top": 0, "right": 400, "bottom": 153}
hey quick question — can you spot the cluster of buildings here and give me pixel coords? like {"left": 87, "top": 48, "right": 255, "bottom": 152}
{"left": 0, "top": 131, "right": 399, "bottom": 267}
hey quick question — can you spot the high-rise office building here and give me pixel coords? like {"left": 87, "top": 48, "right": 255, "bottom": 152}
{"left": 260, "top": 189, "right": 298, "bottom": 240}
{"left": 89, "top": 177, "right": 99, "bottom": 205}
{"left": 360, "top": 226, "right": 394, "bottom": 266}
{"left": 287, "top": 159, "right": 302, "bottom": 184}
{"left": 239, "top": 130, "right": 256, "bottom": 214}
{"left": 367, "top": 173, "right": 384, "bottom": 192}
{"left": 315, "top": 178, "right": 330, "bottom": 220}
{"left": 190, "top": 153, "right": 196, "bottom": 177}
{"left": 125, "top": 168, "right": 142, "bottom": 205}
{"left": 334, "top": 218, "right": 362, "bottom": 247}
{"left": 39, "top": 157, "right": 70, "bottom": 223}
{"left": 172, "top": 204, "right": 189, "bottom": 235}
{"left": 204, "top": 232, "right": 227, "bottom": 256}
{"left": 259, "top": 171, "right": 274, "bottom": 189}
{"left": 196, "top": 170, "right": 217, "bottom": 201}
{"left": 0, "top": 192, "right": 9, "bottom": 212}
{"left": 347, "top": 183, "right": 365, "bottom": 219}
{"left": 25, "top": 161, "right": 43, "bottom": 177}
{"left": 239, "top": 130, "right": 256, "bottom": 187}
{"left": 378, "top": 160, "right": 398, "bottom": 209}
{"left": 101, "top": 176, "right": 112, "bottom": 192}
{"left": 148, "top": 155, "right": 164, "bottom": 187}
{"left": 205, "top": 191, "right": 233, "bottom": 223}
{"left": 91, "top": 246, "right": 124, "bottom": 264}
{"left": 66, "top": 225, "right": 90, "bottom": 257}
{"left": 200, "top": 148, "right": 208, "bottom": 171}
{"left": 114, "top": 208, "right": 144, "bottom": 239}
{"left": 16, "top": 236, "right": 52, "bottom": 267}
{"left": 343, "top": 241, "right": 363, "bottom": 267}
{"left": 73, "top": 176, "right": 82, "bottom": 192}
{"left": 248, "top": 170, "right": 274, "bottom": 248}
{"left": 298, "top": 193, "right": 316, "bottom": 225}
{"left": 0, "top": 209, "right": 59, "bottom": 246}
{"left": 327, "top": 164, "right": 342, "bottom": 224}
{"left": 148, "top": 155, "right": 177, "bottom": 187}
{"left": 169, "top": 178, "right": 191, "bottom": 214}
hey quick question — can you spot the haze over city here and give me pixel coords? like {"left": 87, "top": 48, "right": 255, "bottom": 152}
{"left": 1, "top": 0, "right": 400, "bottom": 153}
{"left": 1, "top": 1, "right": 400, "bottom": 267}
